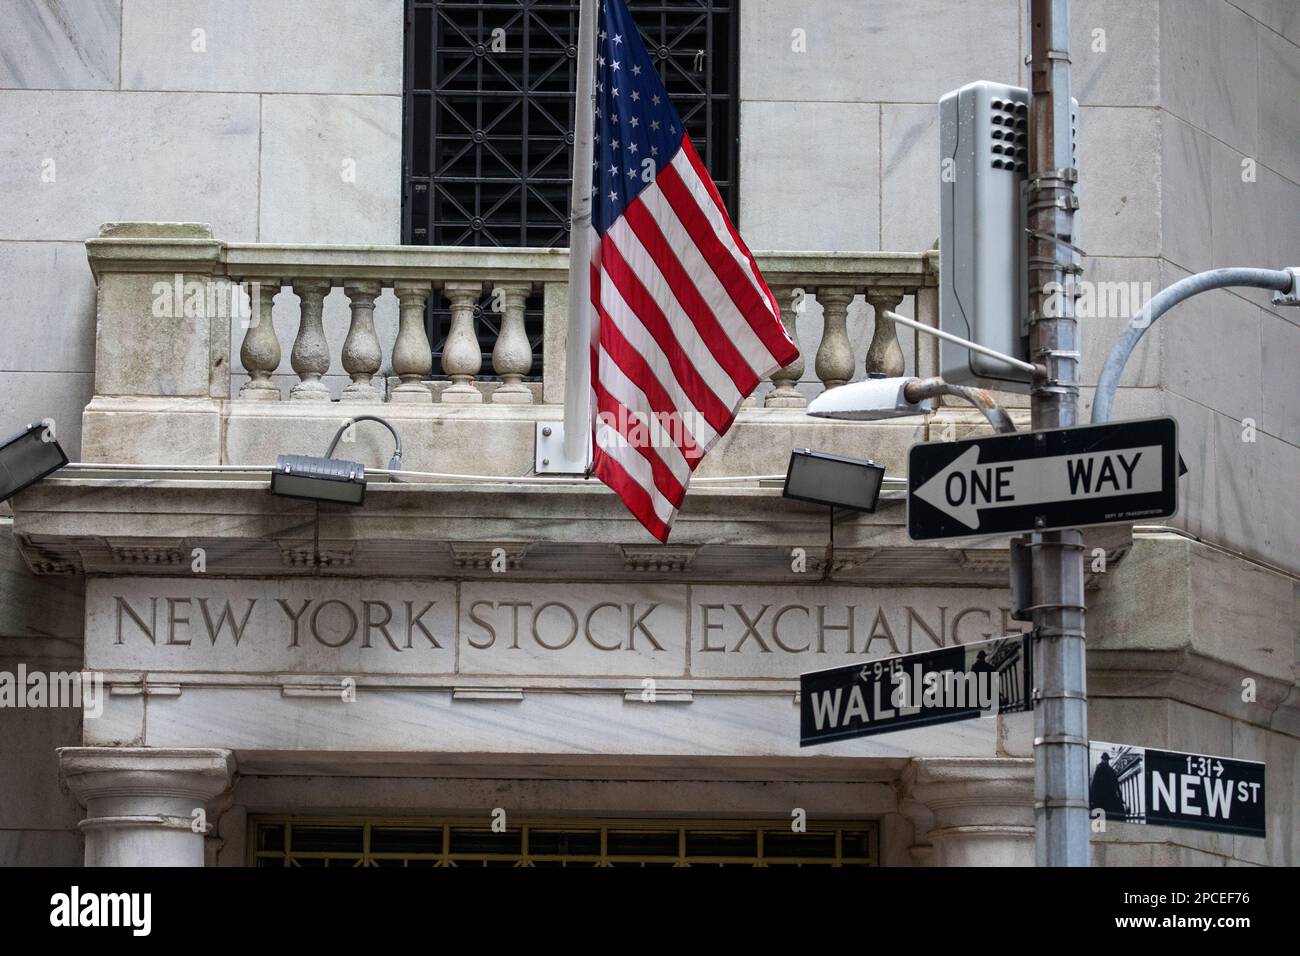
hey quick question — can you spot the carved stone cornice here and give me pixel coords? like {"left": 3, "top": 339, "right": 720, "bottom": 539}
{"left": 956, "top": 550, "right": 1010, "bottom": 574}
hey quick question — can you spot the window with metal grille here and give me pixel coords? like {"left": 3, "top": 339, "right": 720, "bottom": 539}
{"left": 252, "top": 817, "right": 877, "bottom": 867}
{"left": 402, "top": 0, "right": 739, "bottom": 379}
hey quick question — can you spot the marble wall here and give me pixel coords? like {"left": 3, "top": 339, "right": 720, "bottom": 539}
{"left": 3, "top": 1, "right": 1296, "bottom": 571}
{"left": 733, "top": 0, "right": 1300, "bottom": 574}
{"left": 0, "top": 0, "right": 404, "bottom": 454}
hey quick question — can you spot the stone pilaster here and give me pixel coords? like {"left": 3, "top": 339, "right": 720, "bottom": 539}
{"left": 59, "top": 747, "right": 236, "bottom": 867}
{"left": 901, "top": 757, "right": 1034, "bottom": 866}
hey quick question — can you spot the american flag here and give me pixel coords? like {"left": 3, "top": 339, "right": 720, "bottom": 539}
{"left": 583, "top": 0, "right": 798, "bottom": 542}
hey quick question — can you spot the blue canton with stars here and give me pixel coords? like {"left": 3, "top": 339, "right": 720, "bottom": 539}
{"left": 591, "top": 0, "right": 686, "bottom": 236}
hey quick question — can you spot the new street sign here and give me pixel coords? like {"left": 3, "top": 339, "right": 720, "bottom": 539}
{"left": 907, "top": 416, "right": 1179, "bottom": 541}
{"left": 1089, "top": 741, "right": 1266, "bottom": 838}
{"left": 800, "top": 634, "right": 1033, "bottom": 746}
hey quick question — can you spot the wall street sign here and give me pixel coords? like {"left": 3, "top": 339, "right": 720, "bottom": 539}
{"left": 799, "top": 633, "right": 1033, "bottom": 746}
{"left": 1089, "top": 741, "right": 1266, "bottom": 838}
{"left": 907, "top": 417, "right": 1179, "bottom": 541}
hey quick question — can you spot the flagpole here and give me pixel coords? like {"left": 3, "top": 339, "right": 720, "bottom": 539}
{"left": 563, "top": 0, "right": 598, "bottom": 465}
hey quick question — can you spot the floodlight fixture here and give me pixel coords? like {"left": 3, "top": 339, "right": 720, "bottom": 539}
{"left": 0, "top": 422, "right": 69, "bottom": 503}
{"left": 271, "top": 455, "right": 367, "bottom": 505}
{"left": 783, "top": 449, "right": 886, "bottom": 514}
{"left": 270, "top": 415, "right": 404, "bottom": 506}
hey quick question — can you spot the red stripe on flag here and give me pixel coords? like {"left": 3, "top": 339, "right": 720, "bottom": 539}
{"left": 595, "top": 316, "right": 706, "bottom": 468}
{"left": 590, "top": 445, "right": 671, "bottom": 543}
{"left": 592, "top": 380, "right": 688, "bottom": 508}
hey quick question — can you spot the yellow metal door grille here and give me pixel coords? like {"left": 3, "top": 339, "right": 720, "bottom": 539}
{"left": 251, "top": 816, "right": 877, "bottom": 867}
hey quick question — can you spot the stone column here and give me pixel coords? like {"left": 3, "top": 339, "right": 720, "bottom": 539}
{"left": 289, "top": 279, "right": 334, "bottom": 401}
{"left": 814, "top": 287, "right": 855, "bottom": 389}
{"left": 238, "top": 279, "right": 282, "bottom": 400}
{"left": 864, "top": 287, "right": 907, "bottom": 378}
{"left": 491, "top": 282, "right": 534, "bottom": 403}
{"left": 765, "top": 286, "right": 806, "bottom": 408}
{"left": 442, "top": 281, "right": 485, "bottom": 403}
{"left": 341, "top": 280, "right": 383, "bottom": 402}
{"left": 901, "top": 757, "right": 1034, "bottom": 867}
{"left": 391, "top": 281, "right": 434, "bottom": 403}
{"left": 59, "top": 747, "right": 236, "bottom": 867}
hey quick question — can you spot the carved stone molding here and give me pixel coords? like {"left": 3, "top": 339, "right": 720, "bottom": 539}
{"left": 107, "top": 537, "right": 186, "bottom": 566}
{"left": 807, "top": 548, "right": 880, "bottom": 575}
{"left": 20, "top": 538, "right": 82, "bottom": 575}
{"left": 450, "top": 543, "right": 529, "bottom": 570}
{"left": 956, "top": 550, "right": 1011, "bottom": 575}
{"left": 619, "top": 545, "right": 698, "bottom": 573}
{"left": 277, "top": 542, "right": 355, "bottom": 568}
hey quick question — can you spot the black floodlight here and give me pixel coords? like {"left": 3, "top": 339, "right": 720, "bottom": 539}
{"left": 271, "top": 454, "right": 367, "bottom": 505}
{"left": 0, "top": 423, "right": 69, "bottom": 503}
{"left": 269, "top": 416, "right": 405, "bottom": 506}
{"left": 783, "top": 449, "right": 886, "bottom": 513}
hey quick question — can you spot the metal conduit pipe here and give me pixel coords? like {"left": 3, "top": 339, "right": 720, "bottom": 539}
{"left": 1092, "top": 268, "right": 1296, "bottom": 424}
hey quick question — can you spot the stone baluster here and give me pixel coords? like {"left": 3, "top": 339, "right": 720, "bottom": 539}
{"left": 289, "top": 279, "right": 333, "bottom": 401}
{"left": 765, "top": 285, "right": 806, "bottom": 408}
{"left": 391, "top": 281, "right": 434, "bottom": 403}
{"left": 491, "top": 282, "right": 534, "bottom": 403}
{"left": 442, "top": 281, "right": 484, "bottom": 404}
{"left": 865, "top": 287, "right": 907, "bottom": 378}
{"left": 341, "top": 280, "right": 382, "bottom": 402}
{"left": 814, "top": 287, "right": 855, "bottom": 389}
{"left": 238, "top": 278, "right": 281, "bottom": 400}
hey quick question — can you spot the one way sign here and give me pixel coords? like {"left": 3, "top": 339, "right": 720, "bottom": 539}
{"left": 908, "top": 417, "right": 1178, "bottom": 541}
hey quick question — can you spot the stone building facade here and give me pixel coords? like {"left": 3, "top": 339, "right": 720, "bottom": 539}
{"left": 1, "top": 0, "right": 1296, "bottom": 866}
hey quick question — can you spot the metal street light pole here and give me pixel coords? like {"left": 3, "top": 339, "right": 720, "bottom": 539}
{"left": 1026, "top": 0, "right": 1090, "bottom": 866}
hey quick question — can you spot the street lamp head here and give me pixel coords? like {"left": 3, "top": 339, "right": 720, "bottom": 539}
{"left": 807, "top": 376, "right": 932, "bottom": 421}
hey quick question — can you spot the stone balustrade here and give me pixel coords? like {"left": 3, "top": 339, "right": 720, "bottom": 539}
{"left": 84, "top": 223, "right": 938, "bottom": 409}
{"left": 79, "top": 222, "right": 945, "bottom": 474}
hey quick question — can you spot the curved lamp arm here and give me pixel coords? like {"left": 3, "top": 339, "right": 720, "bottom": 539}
{"left": 904, "top": 376, "right": 1017, "bottom": 434}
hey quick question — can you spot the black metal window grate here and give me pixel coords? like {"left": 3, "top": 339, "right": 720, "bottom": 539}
{"left": 402, "top": 0, "right": 739, "bottom": 377}
{"left": 251, "top": 817, "right": 877, "bottom": 867}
